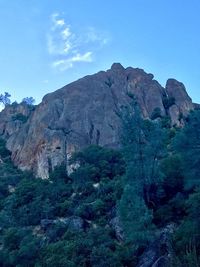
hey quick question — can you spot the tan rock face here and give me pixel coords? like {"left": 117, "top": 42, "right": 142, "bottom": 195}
{"left": 0, "top": 64, "right": 195, "bottom": 178}
{"left": 166, "top": 79, "right": 194, "bottom": 126}
{"left": 0, "top": 103, "right": 33, "bottom": 138}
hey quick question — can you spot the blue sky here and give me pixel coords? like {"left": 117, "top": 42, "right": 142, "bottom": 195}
{"left": 0, "top": 0, "right": 200, "bottom": 105}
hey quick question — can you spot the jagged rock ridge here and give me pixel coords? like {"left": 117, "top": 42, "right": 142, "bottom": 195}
{"left": 0, "top": 63, "right": 195, "bottom": 178}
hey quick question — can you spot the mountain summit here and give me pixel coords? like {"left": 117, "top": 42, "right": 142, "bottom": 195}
{"left": 0, "top": 64, "right": 195, "bottom": 178}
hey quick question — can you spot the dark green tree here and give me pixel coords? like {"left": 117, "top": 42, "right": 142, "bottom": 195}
{"left": 174, "top": 110, "right": 200, "bottom": 189}
{"left": 119, "top": 99, "right": 165, "bottom": 197}
{"left": 119, "top": 184, "right": 154, "bottom": 249}
{"left": 0, "top": 92, "right": 11, "bottom": 106}
{"left": 118, "top": 98, "right": 165, "bottom": 248}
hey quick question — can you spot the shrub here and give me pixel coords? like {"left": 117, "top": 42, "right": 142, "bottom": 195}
{"left": 151, "top": 107, "right": 162, "bottom": 120}
{"left": 12, "top": 113, "right": 28, "bottom": 123}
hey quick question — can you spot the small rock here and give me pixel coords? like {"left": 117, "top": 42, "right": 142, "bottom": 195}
{"left": 68, "top": 216, "right": 84, "bottom": 231}
{"left": 55, "top": 216, "right": 84, "bottom": 231}
{"left": 109, "top": 216, "right": 124, "bottom": 241}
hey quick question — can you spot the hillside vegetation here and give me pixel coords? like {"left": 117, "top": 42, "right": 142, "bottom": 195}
{"left": 0, "top": 101, "right": 199, "bottom": 266}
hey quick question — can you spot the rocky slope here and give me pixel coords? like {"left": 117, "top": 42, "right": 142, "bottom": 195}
{"left": 0, "top": 63, "right": 195, "bottom": 178}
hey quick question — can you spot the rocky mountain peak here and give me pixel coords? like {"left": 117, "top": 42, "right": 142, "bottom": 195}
{"left": 0, "top": 64, "right": 196, "bottom": 178}
{"left": 165, "top": 78, "right": 193, "bottom": 125}
{"left": 111, "top": 62, "right": 125, "bottom": 71}
{"left": 166, "top": 78, "right": 192, "bottom": 104}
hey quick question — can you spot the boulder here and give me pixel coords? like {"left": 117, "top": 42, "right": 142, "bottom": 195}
{"left": 109, "top": 216, "right": 124, "bottom": 241}
{"left": 58, "top": 216, "right": 84, "bottom": 231}
{"left": 40, "top": 216, "right": 84, "bottom": 232}
{"left": 137, "top": 224, "right": 176, "bottom": 267}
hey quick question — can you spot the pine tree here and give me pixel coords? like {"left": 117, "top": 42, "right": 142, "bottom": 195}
{"left": 119, "top": 184, "right": 154, "bottom": 249}
{"left": 118, "top": 97, "right": 165, "bottom": 248}
{"left": 119, "top": 98, "right": 165, "bottom": 194}
{"left": 174, "top": 110, "right": 200, "bottom": 189}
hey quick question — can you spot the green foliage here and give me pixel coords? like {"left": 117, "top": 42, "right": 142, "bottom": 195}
{"left": 151, "top": 107, "right": 162, "bottom": 120}
{"left": 0, "top": 138, "right": 11, "bottom": 159}
{"left": 161, "top": 155, "right": 184, "bottom": 196}
{"left": 1, "top": 103, "right": 200, "bottom": 265}
{"left": 0, "top": 141, "right": 128, "bottom": 266}
{"left": 119, "top": 99, "right": 166, "bottom": 193}
{"left": 70, "top": 145, "right": 125, "bottom": 180}
{"left": 160, "top": 115, "right": 171, "bottom": 128}
{"left": 37, "top": 227, "right": 125, "bottom": 267}
{"left": 174, "top": 188, "right": 200, "bottom": 247}
{"left": 0, "top": 92, "right": 11, "bottom": 106}
{"left": 12, "top": 113, "right": 28, "bottom": 123}
{"left": 7, "top": 175, "right": 74, "bottom": 226}
{"left": 152, "top": 110, "right": 200, "bottom": 249}
{"left": 174, "top": 110, "right": 200, "bottom": 189}
{"left": 118, "top": 99, "right": 165, "bottom": 250}
{"left": 21, "top": 97, "right": 35, "bottom": 105}
{"left": 0, "top": 228, "right": 40, "bottom": 267}
{"left": 119, "top": 184, "right": 154, "bottom": 248}
{"left": 0, "top": 138, "right": 24, "bottom": 206}
{"left": 69, "top": 146, "right": 124, "bottom": 223}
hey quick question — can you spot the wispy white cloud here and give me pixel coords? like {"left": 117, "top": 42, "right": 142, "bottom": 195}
{"left": 71, "top": 52, "right": 93, "bottom": 62}
{"left": 51, "top": 13, "right": 65, "bottom": 28}
{"left": 86, "top": 27, "right": 110, "bottom": 46}
{"left": 47, "top": 13, "right": 110, "bottom": 71}
{"left": 47, "top": 15, "right": 74, "bottom": 56}
{"left": 62, "top": 28, "right": 71, "bottom": 40}
{"left": 52, "top": 52, "right": 93, "bottom": 71}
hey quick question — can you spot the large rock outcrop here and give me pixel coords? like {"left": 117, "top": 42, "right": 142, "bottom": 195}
{"left": 0, "top": 102, "right": 34, "bottom": 138}
{"left": 165, "top": 79, "right": 193, "bottom": 125}
{"left": 0, "top": 63, "right": 195, "bottom": 178}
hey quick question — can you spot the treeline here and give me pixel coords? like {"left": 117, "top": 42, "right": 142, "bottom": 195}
{"left": 0, "top": 92, "right": 35, "bottom": 106}
{"left": 0, "top": 101, "right": 199, "bottom": 266}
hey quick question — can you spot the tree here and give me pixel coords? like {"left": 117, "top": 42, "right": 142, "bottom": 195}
{"left": 174, "top": 110, "right": 200, "bottom": 189}
{"left": 22, "top": 97, "right": 35, "bottom": 105}
{"left": 119, "top": 184, "right": 154, "bottom": 249}
{"left": 118, "top": 98, "right": 165, "bottom": 248}
{"left": 119, "top": 98, "right": 165, "bottom": 197}
{"left": 70, "top": 145, "right": 124, "bottom": 219}
{"left": 70, "top": 145, "right": 125, "bottom": 181}
{"left": 173, "top": 188, "right": 200, "bottom": 265}
{"left": 0, "top": 92, "right": 11, "bottom": 106}
{"left": 1, "top": 228, "right": 40, "bottom": 266}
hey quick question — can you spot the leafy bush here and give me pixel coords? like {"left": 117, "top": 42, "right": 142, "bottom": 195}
{"left": 12, "top": 113, "right": 28, "bottom": 123}
{"left": 1, "top": 107, "right": 200, "bottom": 266}
{"left": 0, "top": 138, "right": 11, "bottom": 158}
{"left": 151, "top": 107, "right": 162, "bottom": 120}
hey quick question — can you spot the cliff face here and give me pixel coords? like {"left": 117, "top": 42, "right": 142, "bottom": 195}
{"left": 0, "top": 63, "right": 194, "bottom": 178}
